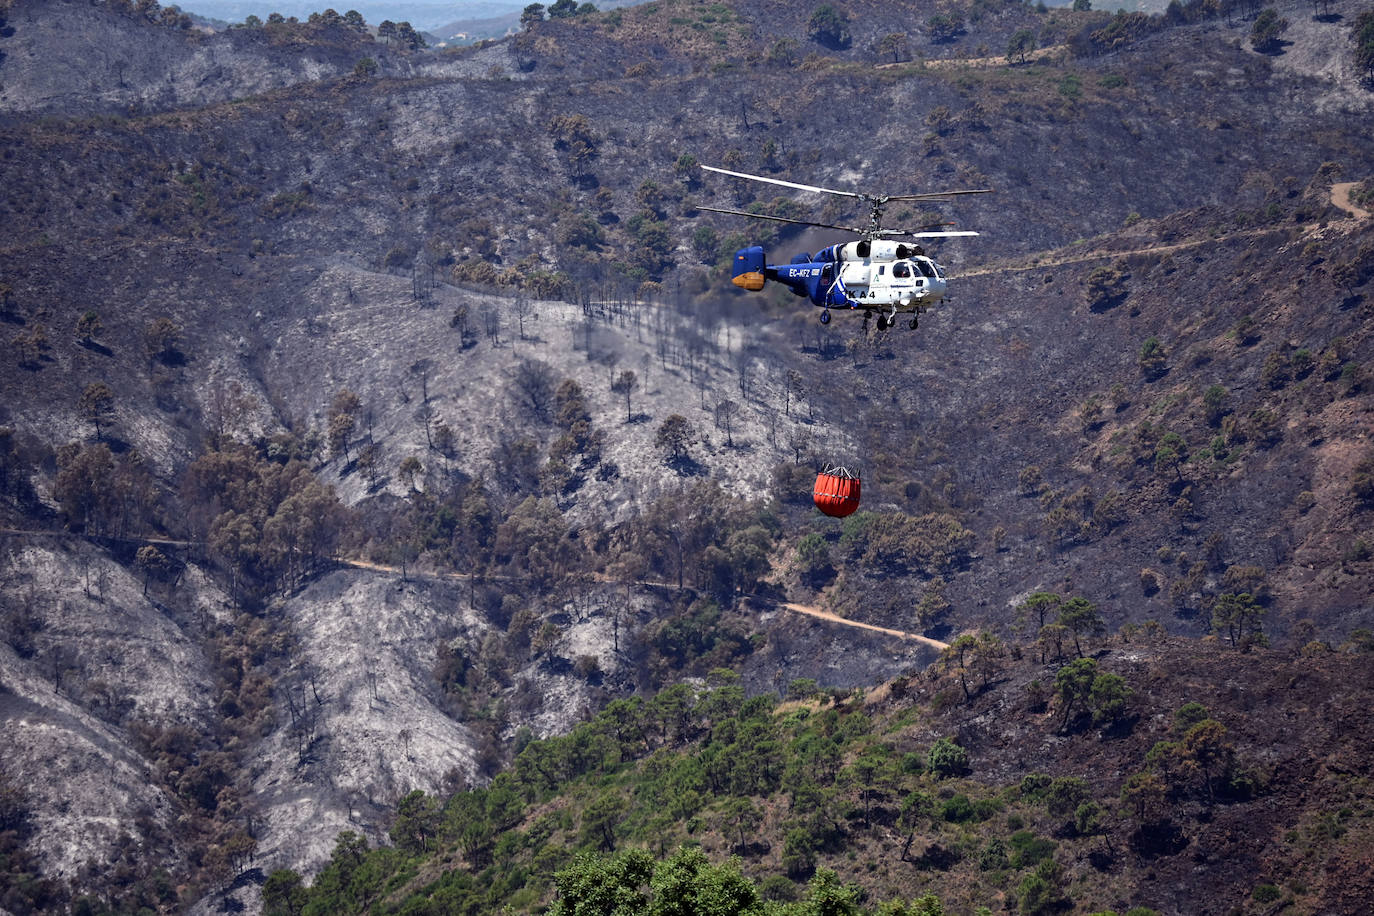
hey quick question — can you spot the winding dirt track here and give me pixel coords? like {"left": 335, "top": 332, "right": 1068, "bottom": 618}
{"left": 876, "top": 43, "right": 1066, "bottom": 71}
{"left": 780, "top": 602, "right": 949, "bottom": 650}
{"left": 0, "top": 528, "right": 195, "bottom": 547}
{"left": 960, "top": 183, "right": 1370, "bottom": 279}
{"left": 0, "top": 534, "right": 946, "bottom": 649}
{"left": 337, "top": 556, "right": 949, "bottom": 650}
{"left": 1331, "top": 181, "right": 1372, "bottom": 221}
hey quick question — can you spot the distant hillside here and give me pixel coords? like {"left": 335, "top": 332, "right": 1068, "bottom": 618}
{"left": 430, "top": 0, "right": 651, "bottom": 44}
{"left": 0, "top": 0, "right": 446, "bottom": 115}
{"left": 183, "top": 1, "right": 522, "bottom": 32}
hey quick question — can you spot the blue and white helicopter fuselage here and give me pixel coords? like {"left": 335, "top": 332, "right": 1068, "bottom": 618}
{"left": 732, "top": 238, "right": 956, "bottom": 328}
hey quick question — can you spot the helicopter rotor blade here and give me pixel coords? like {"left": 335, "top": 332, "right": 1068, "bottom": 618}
{"left": 696, "top": 205, "right": 866, "bottom": 235}
{"left": 890, "top": 229, "right": 981, "bottom": 239}
{"left": 886, "top": 189, "right": 995, "bottom": 201}
{"left": 704, "top": 165, "right": 993, "bottom": 202}
{"left": 700, "top": 164, "right": 863, "bottom": 201}
{"left": 699, "top": 206, "right": 979, "bottom": 239}
{"left": 879, "top": 225, "right": 981, "bottom": 238}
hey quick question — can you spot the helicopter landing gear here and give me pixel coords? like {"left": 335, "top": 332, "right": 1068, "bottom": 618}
{"left": 876, "top": 314, "right": 890, "bottom": 331}
{"left": 908, "top": 316, "right": 919, "bottom": 329}
{"left": 819, "top": 310, "right": 831, "bottom": 324}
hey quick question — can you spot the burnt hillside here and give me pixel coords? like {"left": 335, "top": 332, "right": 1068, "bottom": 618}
{"left": 0, "top": 0, "right": 1371, "bottom": 910}
{"left": 4, "top": 0, "right": 1369, "bottom": 636}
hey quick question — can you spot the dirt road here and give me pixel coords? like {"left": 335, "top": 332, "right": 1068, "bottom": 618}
{"left": 876, "top": 44, "right": 1065, "bottom": 71}
{"left": 962, "top": 182, "right": 1369, "bottom": 279}
{"left": 1331, "top": 181, "right": 1372, "bottom": 221}
{"left": 780, "top": 602, "right": 949, "bottom": 650}
{"left": 338, "top": 555, "right": 949, "bottom": 650}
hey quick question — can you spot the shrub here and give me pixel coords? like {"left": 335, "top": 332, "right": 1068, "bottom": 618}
{"left": 1250, "top": 8, "right": 1288, "bottom": 52}
{"left": 928, "top": 13, "right": 963, "bottom": 42}
{"left": 927, "top": 737, "right": 969, "bottom": 777}
{"left": 1261, "top": 351, "right": 1290, "bottom": 388}
{"left": 1201, "top": 384, "right": 1228, "bottom": 425}
{"left": 1174, "top": 701, "right": 1209, "bottom": 731}
{"left": 1008, "top": 830, "right": 1056, "bottom": 868}
{"left": 806, "top": 4, "right": 851, "bottom": 48}
{"left": 1231, "top": 314, "right": 1259, "bottom": 345}
{"left": 1079, "top": 395, "right": 1104, "bottom": 431}
{"left": 941, "top": 794, "right": 976, "bottom": 822}
{"left": 1017, "top": 873, "right": 1055, "bottom": 915}
{"left": 1139, "top": 568, "right": 1161, "bottom": 595}
{"left": 1138, "top": 336, "right": 1166, "bottom": 378}
{"left": 1019, "top": 772, "right": 1052, "bottom": 800}
{"left": 1247, "top": 408, "right": 1282, "bottom": 447}
{"left": 978, "top": 837, "right": 1009, "bottom": 871}
{"left": 1351, "top": 456, "right": 1374, "bottom": 505}
{"left": 1086, "top": 266, "right": 1128, "bottom": 313}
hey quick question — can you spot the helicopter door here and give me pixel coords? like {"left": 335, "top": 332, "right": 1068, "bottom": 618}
{"left": 839, "top": 260, "right": 871, "bottom": 294}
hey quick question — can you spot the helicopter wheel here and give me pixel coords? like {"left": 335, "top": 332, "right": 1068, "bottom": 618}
{"left": 819, "top": 310, "right": 831, "bottom": 325}
{"left": 908, "top": 317, "right": 919, "bottom": 329}
{"left": 877, "top": 315, "right": 890, "bottom": 331}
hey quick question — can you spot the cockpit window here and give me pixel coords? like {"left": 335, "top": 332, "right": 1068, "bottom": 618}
{"left": 914, "top": 259, "right": 936, "bottom": 278}
{"left": 893, "top": 262, "right": 911, "bottom": 278}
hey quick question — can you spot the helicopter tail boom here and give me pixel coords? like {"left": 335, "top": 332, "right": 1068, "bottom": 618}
{"left": 731, "top": 245, "right": 768, "bottom": 291}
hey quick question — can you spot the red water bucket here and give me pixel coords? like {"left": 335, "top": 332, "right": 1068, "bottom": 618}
{"left": 813, "top": 466, "right": 861, "bottom": 518}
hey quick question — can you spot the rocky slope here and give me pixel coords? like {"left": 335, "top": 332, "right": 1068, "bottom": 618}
{"left": 0, "top": 0, "right": 1371, "bottom": 910}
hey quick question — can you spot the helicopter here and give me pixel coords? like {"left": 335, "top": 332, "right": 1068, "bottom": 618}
{"left": 699, "top": 164, "right": 991, "bottom": 329}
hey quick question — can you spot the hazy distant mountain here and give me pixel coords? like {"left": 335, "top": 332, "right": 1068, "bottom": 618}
{"left": 178, "top": 0, "right": 521, "bottom": 31}
{"left": 429, "top": 8, "right": 520, "bottom": 42}
{"left": 177, "top": 0, "right": 651, "bottom": 40}
{"left": 430, "top": 0, "right": 648, "bottom": 44}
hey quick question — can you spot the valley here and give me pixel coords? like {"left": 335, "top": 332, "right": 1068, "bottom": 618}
{"left": 0, "top": 0, "right": 1372, "bottom": 912}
